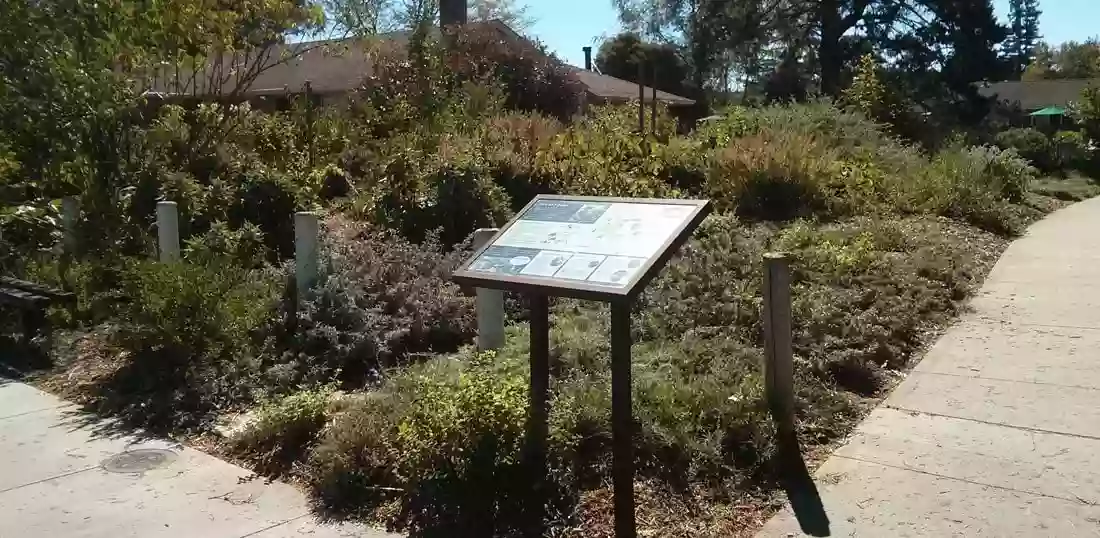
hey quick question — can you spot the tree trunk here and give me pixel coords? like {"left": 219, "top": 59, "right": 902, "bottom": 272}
{"left": 818, "top": 0, "right": 844, "bottom": 96}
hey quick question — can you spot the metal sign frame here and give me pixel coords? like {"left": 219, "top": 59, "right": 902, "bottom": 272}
{"left": 452, "top": 194, "right": 712, "bottom": 538}
{"left": 452, "top": 195, "right": 712, "bottom": 302}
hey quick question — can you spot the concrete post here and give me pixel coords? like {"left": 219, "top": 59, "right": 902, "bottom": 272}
{"left": 473, "top": 228, "right": 505, "bottom": 351}
{"left": 295, "top": 211, "right": 320, "bottom": 294}
{"left": 60, "top": 196, "right": 79, "bottom": 256}
{"left": 156, "top": 201, "right": 180, "bottom": 262}
{"left": 763, "top": 253, "right": 796, "bottom": 437}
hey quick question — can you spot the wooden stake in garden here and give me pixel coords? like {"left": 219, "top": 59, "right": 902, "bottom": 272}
{"left": 763, "top": 253, "right": 796, "bottom": 437}
{"left": 61, "top": 196, "right": 79, "bottom": 257}
{"left": 650, "top": 71, "right": 657, "bottom": 135}
{"left": 295, "top": 211, "right": 320, "bottom": 294}
{"left": 156, "top": 201, "right": 180, "bottom": 262}
{"left": 638, "top": 61, "right": 646, "bottom": 137}
{"left": 294, "top": 211, "right": 321, "bottom": 292}
{"left": 472, "top": 228, "right": 505, "bottom": 351}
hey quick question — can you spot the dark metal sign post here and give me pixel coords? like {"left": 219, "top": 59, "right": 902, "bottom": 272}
{"left": 453, "top": 195, "right": 712, "bottom": 538}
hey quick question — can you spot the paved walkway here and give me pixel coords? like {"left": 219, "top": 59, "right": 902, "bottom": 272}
{"left": 0, "top": 379, "right": 397, "bottom": 538}
{"left": 760, "top": 197, "right": 1100, "bottom": 536}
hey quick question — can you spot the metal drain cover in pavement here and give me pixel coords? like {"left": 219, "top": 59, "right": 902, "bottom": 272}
{"left": 101, "top": 448, "right": 178, "bottom": 473}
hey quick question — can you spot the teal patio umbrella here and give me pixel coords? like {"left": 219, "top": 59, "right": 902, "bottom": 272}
{"left": 1030, "top": 106, "right": 1066, "bottom": 116}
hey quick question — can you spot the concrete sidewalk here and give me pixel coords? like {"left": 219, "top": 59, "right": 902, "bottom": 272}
{"left": 760, "top": 197, "right": 1100, "bottom": 537}
{"left": 0, "top": 379, "right": 398, "bottom": 538}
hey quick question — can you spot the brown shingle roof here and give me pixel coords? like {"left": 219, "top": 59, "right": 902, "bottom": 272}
{"left": 145, "top": 36, "right": 402, "bottom": 97}
{"left": 146, "top": 21, "right": 695, "bottom": 106}
{"left": 573, "top": 69, "right": 695, "bottom": 106}
{"left": 978, "top": 79, "right": 1100, "bottom": 111}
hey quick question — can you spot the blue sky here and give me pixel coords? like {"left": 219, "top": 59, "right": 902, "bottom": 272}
{"left": 528, "top": 0, "right": 1100, "bottom": 69}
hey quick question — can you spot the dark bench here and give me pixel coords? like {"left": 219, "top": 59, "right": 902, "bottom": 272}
{"left": 0, "top": 277, "right": 75, "bottom": 344}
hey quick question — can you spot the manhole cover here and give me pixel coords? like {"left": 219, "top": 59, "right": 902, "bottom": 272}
{"left": 101, "top": 448, "right": 177, "bottom": 473}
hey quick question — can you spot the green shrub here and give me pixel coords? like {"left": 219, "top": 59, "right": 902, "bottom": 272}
{"left": 0, "top": 199, "right": 62, "bottom": 270}
{"left": 308, "top": 351, "right": 539, "bottom": 535}
{"left": 995, "top": 127, "right": 1055, "bottom": 172}
{"left": 232, "top": 388, "right": 334, "bottom": 475}
{"left": 1053, "top": 130, "right": 1096, "bottom": 175}
{"left": 183, "top": 222, "right": 269, "bottom": 269}
{"left": 640, "top": 214, "right": 769, "bottom": 343}
{"left": 20, "top": 255, "right": 126, "bottom": 327}
{"left": 644, "top": 214, "right": 1000, "bottom": 396}
{"left": 906, "top": 145, "right": 1034, "bottom": 234}
{"left": 706, "top": 131, "right": 843, "bottom": 220}
{"left": 1030, "top": 175, "right": 1100, "bottom": 201}
{"left": 229, "top": 164, "right": 311, "bottom": 260}
{"left": 532, "top": 110, "right": 679, "bottom": 200}
{"left": 307, "top": 314, "right": 857, "bottom": 535}
{"left": 699, "top": 101, "right": 891, "bottom": 153}
{"left": 93, "top": 259, "right": 281, "bottom": 432}
{"left": 449, "top": 25, "right": 585, "bottom": 121}
{"left": 261, "top": 224, "right": 477, "bottom": 391}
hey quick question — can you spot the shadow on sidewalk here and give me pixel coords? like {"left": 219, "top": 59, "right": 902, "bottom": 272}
{"left": 0, "top": 336, "right": 52, "bottom": 379}
{"left": 776, "top": 430, "right": 830, "bottom": 536}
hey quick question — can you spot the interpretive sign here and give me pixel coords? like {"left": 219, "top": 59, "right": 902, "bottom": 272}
{"left": 452, "top": 194, "right": 711, "bottom": 538}
{"left": 453, "top": 195, "right": 711, "bottom": 300}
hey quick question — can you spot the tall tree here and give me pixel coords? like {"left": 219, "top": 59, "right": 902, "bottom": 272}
{"left": 1023, "top": 39, "right": 1100, "bottom": 80}
{"left": 325, "top": 0, "right": 535, "bottom": 36}
{"left": 468, "top": 0, "right": 535, "bottom": 31}
{"left": 595, "top": 32, "right": 689, "bottom": 95}
{"left": 1004, "top": 0, "right": 1041, "bottom": 77}
{"left": 611, "top": 0, "right": 740, "bottom": 97}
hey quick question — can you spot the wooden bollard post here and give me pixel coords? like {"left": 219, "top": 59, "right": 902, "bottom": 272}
{"left": 763, "top": 253, "right": 796, "bottom": 436}
{"left": 60, "top": 196, "right": 80, "bottom": 256}
{"left": 472, "top": 228, "right": 505, "bottom": 351}
{"left": 294, "top": 211, "right": 319, "bottom": 295}
{"left": 156, "top": 201, "right": 180, "bottom": 262}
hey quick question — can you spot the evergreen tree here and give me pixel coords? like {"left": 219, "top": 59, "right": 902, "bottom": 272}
{"left": 595, "top": 32, "right": 690, "bottom": 96}
{"left": 1005, "top": 0, "right": 1042, "bottom": 77}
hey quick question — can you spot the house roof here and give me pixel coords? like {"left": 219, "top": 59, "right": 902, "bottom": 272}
{"left": 978, "top": 79, "right": 1100, "bottom": 111}
{"left": 572, "top": 69, "right": 695, "bottom": 106}
{"left": 144, "top": 34, "right": 404, "bottom": 98}
{"left": 146, "top": 21, "right": 695, "bottom": 106}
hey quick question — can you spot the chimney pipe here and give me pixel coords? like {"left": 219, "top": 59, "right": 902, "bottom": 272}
{"left": 583, "top": 46, "right": 593, "bottom": 71}
{"left": 440, "top": 0, "right": 467, "bottom": 29}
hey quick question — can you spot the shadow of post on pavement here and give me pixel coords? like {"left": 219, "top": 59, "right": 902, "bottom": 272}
{"left": 776, "top": 429, "right": 830, "bottom": 536}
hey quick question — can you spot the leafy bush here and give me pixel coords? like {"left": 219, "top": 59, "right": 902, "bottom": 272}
{"left": 369, "top": 140, "right": 514, "bottom": 246}
{"left": 228, "top": 164, "right": 312, "bottom": 260}
{"left": 698, "top": 101, "right": 891, "bottom": 153}
{"left": 842, "top": 54, "right": 931, "bottom": 144}
{"left": 184, "top": 222, "right": 269, "bottom": 269}
{"left": 307, "top": 313, "right": 854, "bottom": 535}
{"left": 308, "top": 350, "right": 539, "bottom": 535}
{"left": 231, "top": 388, "right": 334, "bottom": 475}
{"left": 706, "top": 131, "right": 843, "bottom": 220}
{"left": 0, "top": 199, "right": 62, "bottom": 271}
{"left": 449, "top": 25, "right": 585, "bottom": 121}
{"left": 1030, "top": 175, "right": 1100, "bottom": 201}
{"left": 20, "top": 256, "right": 127, "bottom": 327}
{"left": 995, "top": 127, "right": 1055, "bottom": 172}
{"left": 644, "top": 214, "right": 1001, "bottom": 396}
{"left": 906, "top": 145, "right": 1034, "bottom": 234}
{"left": 260, "top": 223, "right": 477, "bottom": 391}
{"left": 91, "top": 259, "right": 281, "bottom": 432}
{"left": 1070, "top": 83, "right": 1100, "bottom": 147}
{"left": 1053, "top": 130, "right": 1098, "bottom": 176}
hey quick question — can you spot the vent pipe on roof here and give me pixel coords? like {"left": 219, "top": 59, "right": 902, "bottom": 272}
{"left": 440, "top": 0, "right": 467, "bottom": 28}
{"left": 583, "top": 46, "right": 593, "bottom": 71}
